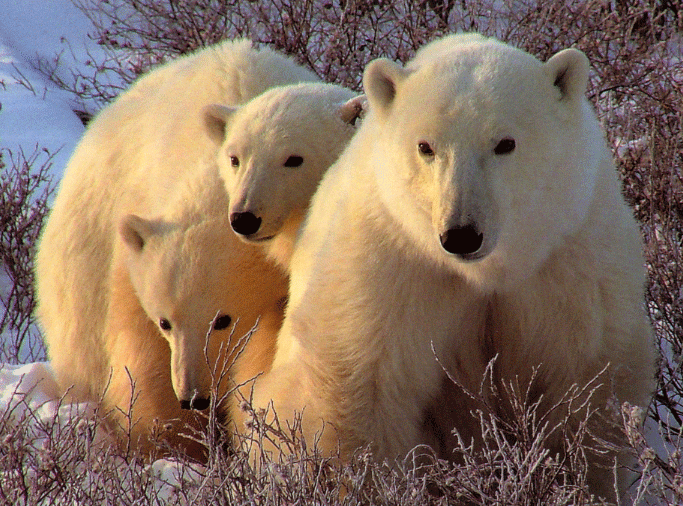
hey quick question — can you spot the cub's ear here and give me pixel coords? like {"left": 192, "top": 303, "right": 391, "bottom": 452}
{"left": 338, "top": 95, "right": 367, "bottom": 126}
{"left": 203, "top": 104, "right": 239, "bottom": 144}
{"left": 363, "top": 58, "right": 409, "bottom": 117}
{"left": 544, "top": 48, "right": 589, "bottom": 101}
{"left": 119, "top": 214, "right": 155, "bottom": 253}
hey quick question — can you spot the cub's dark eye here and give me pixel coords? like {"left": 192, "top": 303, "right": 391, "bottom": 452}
{"left": 159, "top": 318, "right": 172, "bottom": 331}
{"left": 494, "top": 138, "right": 516, "bottom": 155}
{"left": 230, "top": 155, "right": 240, "bottom": 167}
{"left": 213, "top": 314, "right": 232, "bottom": 331}
{"left": 418, "top": 141, "right": 434, "bottom": 157}
{"left": 284, "top": 155, "right": 304, "bottom": 168}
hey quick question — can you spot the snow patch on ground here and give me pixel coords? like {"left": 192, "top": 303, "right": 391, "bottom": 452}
{"left": 0, "top": 362, "right": 205, "bottom": 501}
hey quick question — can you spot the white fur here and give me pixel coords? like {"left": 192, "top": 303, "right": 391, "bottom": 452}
{"left": 205, "top": 83, "right": 366, "bottom": 268}
{"left": 35, "top": 39, "right": 309, "bottom": 456}
{"left": 251, "top": 34, "right": 654, "bottom": 501}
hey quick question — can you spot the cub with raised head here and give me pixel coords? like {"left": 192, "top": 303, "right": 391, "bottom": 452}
{"left": 204, "top": 83, "right": 366, "bottom": 268}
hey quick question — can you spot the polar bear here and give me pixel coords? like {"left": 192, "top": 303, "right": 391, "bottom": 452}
{"left": 203, "top": 83, "right": 366, "bottom": 268}
{"left": 249, "top": 34, "right": 654, "bottom": 500}
{"left": 36, "top": 39, "right": 313, "bottom": 457}
{"left": 109, "top": 166, "right": 287, "bottom": 457}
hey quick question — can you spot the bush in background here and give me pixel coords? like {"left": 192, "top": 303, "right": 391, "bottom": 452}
{"left": 0, "top": 147, "right": 54, "bottom": 364}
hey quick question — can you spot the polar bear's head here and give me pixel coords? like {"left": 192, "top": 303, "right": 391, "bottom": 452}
{"left": 204, "top": 83, "right": 366, "bottom": 266}
{"left": 118, "top": 174, "right": 287, "bottom": 410}
{"left": 363, "top": 35, "right": 602, "bottom": 291}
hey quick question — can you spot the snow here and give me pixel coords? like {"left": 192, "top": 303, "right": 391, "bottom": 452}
{"left": 0, "top": 362, "right": 204, "bottom": 501}
{"left": 0, "top": 0, "right": 95, "bottom": 181}
{"left": 0, "top": 362, "right": 65, "bottom": 419}
{"left": 0, "top": 0, "right": 102, "bottom": 361}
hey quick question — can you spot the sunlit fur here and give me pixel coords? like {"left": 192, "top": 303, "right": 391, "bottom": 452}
{"left": 36, "top": 39, "right": 310, "bottom": 458}
{"left": 206, "top": 83, "right": 366, "bottom": 269}
{"left": 113, "top": 167, "right": 287, "bottom": 458}
{"left": 252, "top": 34, "right": 654, "bottom": 500}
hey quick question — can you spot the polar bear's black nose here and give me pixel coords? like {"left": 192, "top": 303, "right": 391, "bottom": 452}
{"left": 230, "top": 211, "right": 262, "bottom": 236}
{"left": 180, "top": 396, "right": 210, "bottom": 411}
{"left": 440, "top": 224, "right": 484, "bottom": 258}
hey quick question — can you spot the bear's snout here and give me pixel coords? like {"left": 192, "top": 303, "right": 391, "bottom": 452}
{"left": 180, "top": 395, "right": 210, "bottom": 411}
{"left": 440, "top": 224, "right": 484, "bottom": 259}
{"left": 230, "top": 211, "right": 262, "bottom": 236}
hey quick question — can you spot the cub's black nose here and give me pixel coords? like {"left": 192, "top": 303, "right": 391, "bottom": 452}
{"left": 230, "top": 211, "right": 262, "bottom": 236}
{"left": 440, "top": 224, "right": 484, "bottom": 258}
{"left": 180, "top": 396, "right": 210, "bottom": 411}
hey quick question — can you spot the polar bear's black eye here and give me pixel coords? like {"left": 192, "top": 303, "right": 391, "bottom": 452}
{"left": 213, "top": 314, "right": 232, "bottom": 331}
{"left": 494, "top": 138, "right": 516, "bottom": 155}
{"left": 159, "top": 318, "right": 172, "bottom": 331}
{"left": 230, "top": 155, "right": 240, "bottom": 167}
{"left": 418, "top": 141, "right": 434, "bottom": 157}
{"left": 284, "top": 155, "right": 304, "bottom": 168}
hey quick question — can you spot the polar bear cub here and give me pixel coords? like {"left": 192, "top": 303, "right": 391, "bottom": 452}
{"left": 204, "top": 83, "right": 366, "bottom": 268}
{"left": 111, "top": 166, "right": 288, "bottom": 458}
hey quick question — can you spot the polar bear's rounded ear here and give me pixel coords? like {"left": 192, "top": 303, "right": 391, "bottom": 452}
{"left": 203, "top": 104, "right": 238, "bottom": 144}
{"left": 363, "top": 58, "right": 409, "bottom": 116}
{"left": 120, "top": 214, "right": 154, "bottom": 253}
{"left": 338, "top": 95, "right": 367, "bottom": 126}
{"left": 544, "top": 48, "right": 589, "bottom": 101}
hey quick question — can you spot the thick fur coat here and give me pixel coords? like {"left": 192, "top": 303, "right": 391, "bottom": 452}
{"left": 251, "top": 34, "right": 654, "bottom": 500}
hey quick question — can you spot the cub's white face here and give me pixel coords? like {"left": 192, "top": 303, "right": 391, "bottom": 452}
{"left": 119, "top": 217, "right": 238, "bottom": 409}
{"left": 364, "top": 38, "right": 600, "bottom": 291}
{"left": 204, "top": 83, "right": 365, "bottom": 247}
{"left": 118, "top": 214, "right": 286, "bottom": 410}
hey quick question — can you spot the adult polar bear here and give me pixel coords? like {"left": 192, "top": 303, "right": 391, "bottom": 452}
{"left": 36, "top": 39, "right": 362, "bottom": 457}
{"left": 37, "top": 39, "right": 314, "bottom": 404}
{"left": 251, "top": 34, "right": 654, "bottom": 499}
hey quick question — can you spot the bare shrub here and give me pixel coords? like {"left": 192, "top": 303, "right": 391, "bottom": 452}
{"left": 416, "top": 356, "right": 619, "bottom": 504}
{"left": 0, "top": 147, "right": 55, "bottom": 364}
{"left": 0, "top": 380, "right": 200, "bottom": 504}
{"left": 70, "top": 0, "right": 449, "bottom": 93}
{"left": 621, "top": 402, "right": 683, "bottom": 505}
{"left": 0, "top": 354, "right": 625, "bottom": 504}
